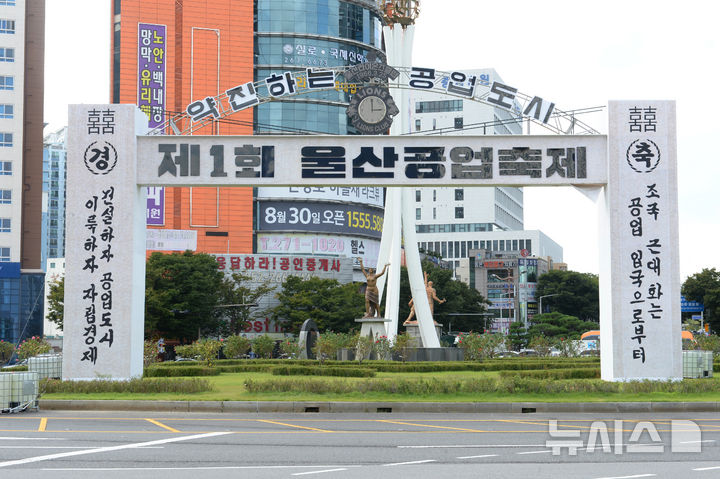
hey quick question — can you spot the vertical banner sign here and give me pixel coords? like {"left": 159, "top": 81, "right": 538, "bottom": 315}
{"left": 137, "top": 23, "right": 166, "bottom": 129}
{"left": 146, "top": 186, "right": 165, "bottom": 225}
{"left": 603, "top": 101, "right": 681, "bottom": 381}
{"left": 64, "top": 105, "right": 147, "bottom": 380}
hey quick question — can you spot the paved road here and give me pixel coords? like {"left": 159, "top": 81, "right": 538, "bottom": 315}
{"left": 1, "top": 410, "right": 719, "bottom": 478}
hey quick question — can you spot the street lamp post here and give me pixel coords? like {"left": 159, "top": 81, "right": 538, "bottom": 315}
{"left": 538, "top": 294, "right": 559, "bottom": 315}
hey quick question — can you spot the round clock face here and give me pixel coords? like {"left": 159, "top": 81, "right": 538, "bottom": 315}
{"left": 357, "top": 96, "right": 387, "bottom": 125}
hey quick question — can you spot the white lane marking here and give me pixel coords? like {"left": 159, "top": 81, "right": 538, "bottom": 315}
{"left": 693, "top": 466, "right": 720, "bottom": 471}
{"left": 0, "top": 437, "right": 67, "bottom": 441}
{"left": 679, "top": 440, "right": 716, "bottom": 444}
{"left": 517, "top": 450, "right": 552, "bottom": 455}
{"left": 44, "top": 466, "right": 361, "bottom": 471}
{"left": 398, "top": 444, "right": 547, "bottom": 448}
{"left": 0, "top": 431, "right": 231, "bottom": 468}
{"left": 593, "top": 475, "right": 656, "bottom": 479}
{"left": 292, "top": 468, "right": 348, "bottom": 476}
{"left": 457, "top": 454, "right": 498, "bottom": 459}
{"left": 383, "top": 459, "right": 437, "bottom": 467}
{"left": 0, "top": 446, "right": 164, "bottom": 450}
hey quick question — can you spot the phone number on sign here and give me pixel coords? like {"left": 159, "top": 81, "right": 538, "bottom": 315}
{"left": 264, "top": 206, "right": 383, "bottom": 233}
{"left": 258, "top": 236, "right": 345, "bottom": 253}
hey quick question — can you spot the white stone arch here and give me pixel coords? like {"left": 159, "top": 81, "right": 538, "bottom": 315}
{"left": 63, "top": 99, "right": 680, "bottom": 383}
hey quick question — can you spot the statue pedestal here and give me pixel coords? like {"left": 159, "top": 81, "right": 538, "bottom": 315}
{"left": 355, "top": 318, "right": 390, "bottom": 339}
{"left": 403, "top": 320, "right": 443, "bottom": 347}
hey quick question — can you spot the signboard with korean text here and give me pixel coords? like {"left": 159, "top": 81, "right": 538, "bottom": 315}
{"left": 136, "top": 135, "right": 607, "bottom": 187}
{"left": 137, "top": 23, "right": 166, "bottom": 129}
{"left": 64, "top": 105, "right": 146, "bottom": 380}
{"left": 680, "top": 295, "right": 704, "bottom": 313}
{"left": 146, "top": 187, "right": 164, "bottom": 226}
{"left": 214, "top": 254, "right": 353, "bottom": 335}
{"left": 258, "top": 200, "right": 383, "bottom": 239}
{"left": 145, "top": 228, "right": 197, "bottom": 251}
{"left": 602, "top": 100, "right": 681, "bottom": 381}
{"left": 256, "top": 186, "right": 384, "bottom": 207}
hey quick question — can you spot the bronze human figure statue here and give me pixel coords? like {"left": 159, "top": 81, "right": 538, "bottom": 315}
{"left": 359, "top": 259, "right": 390, "bottom": 318}
{"left": 405, "top": 271, "right": 446, "bottom": 321}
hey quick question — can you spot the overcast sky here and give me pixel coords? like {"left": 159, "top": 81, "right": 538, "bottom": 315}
{"left": 44, "top": 0, "right": 719, "bottom": 280}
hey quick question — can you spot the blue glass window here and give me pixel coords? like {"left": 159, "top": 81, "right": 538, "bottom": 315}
{"left": 0, "top": 75, "right": 12, "bottom": 90}
{"left": 0, "top": 104, "right": 13, "bottom": 119}
{"left": 0, "top": 47, "right": 14, "bottom": 62}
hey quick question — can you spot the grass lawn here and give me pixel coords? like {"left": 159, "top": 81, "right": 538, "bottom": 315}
{"left": 40, "top": 369, "right": 720, "bottom": 403}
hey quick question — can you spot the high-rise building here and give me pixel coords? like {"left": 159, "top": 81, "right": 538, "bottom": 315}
{"left": 42, "top": 126, "right": 66, "bottom": 265}
{"left": 0, "top": 0, "right": 45, "bottom": 345}
{"left": 111, "top": 0, "right": 386, "bottom": 281}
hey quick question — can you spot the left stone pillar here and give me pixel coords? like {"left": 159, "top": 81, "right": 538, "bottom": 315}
{"left": 63, "top": 105, "right": 147, "bottom": 380}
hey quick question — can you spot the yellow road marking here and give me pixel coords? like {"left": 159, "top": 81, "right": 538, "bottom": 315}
{"left": 377, "top": 419, "right": 487, "bottom": 433}
{"left": 257, "top": 419, "right": 332, "bottom": 432}
{"left": 145, "top": 418, "right": 180, "bottom": 433}
{"left": 37, "top": 418, "right": 47, "bottom": 432}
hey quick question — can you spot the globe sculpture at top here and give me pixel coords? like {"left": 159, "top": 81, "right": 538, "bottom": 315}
{"left": 377, "top": 0, "right": 420, "bottom": 27}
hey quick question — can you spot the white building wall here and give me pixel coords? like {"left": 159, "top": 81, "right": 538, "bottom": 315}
{"left": 409, "top": 68, "right": 525, "bottom": 235}
{"left": 43, "top": 257, "right": 64, "bottom": 338}
{"left": 0, "top": 0, "right": 24, "bottom": 263}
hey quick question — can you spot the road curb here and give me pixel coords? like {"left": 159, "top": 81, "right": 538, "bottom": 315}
{"left": 37, "top": 399, "right": 720, "bottom": 414}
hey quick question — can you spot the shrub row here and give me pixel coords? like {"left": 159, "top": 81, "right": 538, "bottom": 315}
{"left": 243, "top": 376, "right": 720, "bottom": 396}
{"left": 506, "top": 368, "right": 600, "bottom": 380}
{"left": 144, "top": 360, "right": 602, "bottom": 376}
{"left": 144, "top": 366, "right": 220, "bottom": 377}
{"left": 41, "top": 377, "right": 213, "bottom": 394}
{"left": 271, "top": 366, "right": 376, "bottom": 378}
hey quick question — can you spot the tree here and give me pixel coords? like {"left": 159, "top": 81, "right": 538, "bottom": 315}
{"left": 507, "top": 321, "right": 528, "bottom": 351}
{"left": 398, "top": 260, "right": 491, "bottom": 333}
{"left": 682, "top": 268, "right": 720, "bottom": 333}
{"left": 46, "top": 275, "right": 65, "bottom": 331}
{"left": 215, "top": 272, "right": 276, "bottom": 336}
{"left": 535, "top": 270, "right": 599, "bottom": 322}
{"left": 272, "top": 276, "right": 364, "bottom": 334}
{"left": 144, "top": 251, "right": 225, "bottom": 341}
{"left": 526, "top": 311, "right": 598, "bottom": 340}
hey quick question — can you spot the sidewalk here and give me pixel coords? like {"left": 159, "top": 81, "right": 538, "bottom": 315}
{"left": 38, "top": 399, "right": 720, "bottom": 414}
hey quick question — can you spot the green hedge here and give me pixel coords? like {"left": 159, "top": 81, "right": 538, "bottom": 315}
{"left": 244, "top": 376, "right": 720, "bottom": 396}
{"left": 146, "top": 359, "right": 601, "bottom": 375}
{"left": 143, "top": 366, "right": 220, "bottom": 377}
{"left": 506, "top": 368, "right": 600, "bottom": 380}
{"left": 271, "top": 366, "right": 376, "bottom": 378}
{"left": 41, "top": 377, "right": 213, "bottom": 394}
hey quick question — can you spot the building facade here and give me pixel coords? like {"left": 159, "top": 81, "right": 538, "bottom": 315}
{"left": 41, "top": 126, "right": 66, "bottom": 265}
{"left": 111, "top": 0, "right": 255, "bottom": 255}
{"left": 111, "top": 0, "right": 387, "bottom": 282}
{"left": 0, "top": 0, "right": 45, "bottom": 345}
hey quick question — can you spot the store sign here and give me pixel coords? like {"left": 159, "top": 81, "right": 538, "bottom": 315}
{"left": 256, "top": 233, "right": 380, "bottom": 268}
{"left": 146, "top": 187, "right": 164, "bottom": 226}
{"left": 137, "top": 23, "right": 166, "bottom": 128}
{"left": 257, "top": 186, "right": 384, "bottom": 207}
{"left": 258, "top": 200, "right": 383, "bottom": 239}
